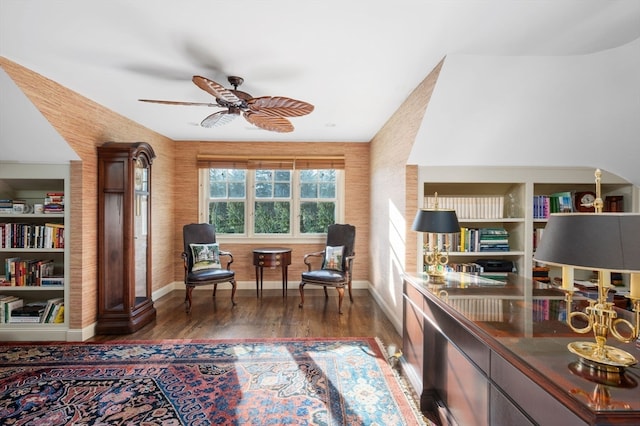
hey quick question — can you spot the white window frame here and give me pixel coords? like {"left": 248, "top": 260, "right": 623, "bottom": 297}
{"left": 199, "top": 168, "right": 345, "bottom": 243}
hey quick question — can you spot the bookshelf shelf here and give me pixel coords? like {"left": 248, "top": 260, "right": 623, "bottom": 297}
{"left": 0, "top": 286, "right": 64, "bottom": 291}
{"left": 449, "top": 251, "right": 525, "bottom": 256}
{"left": 418, "top": 166, "right": 639, "bottom": 286}
{"left": 0, "top": 213, "right": 64, "bottom": 219}
{"left": 0, "top": 248, "right": 65, "bottom": 253}
{"left": 0, "top": 163, "right": 70, "bottom": 341}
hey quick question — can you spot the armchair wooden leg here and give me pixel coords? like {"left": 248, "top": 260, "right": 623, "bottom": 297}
{"left": 337, "top": 287, "right": 345, "bottom": 314}
{"left": 185, "top": 286, "right": 194, "bottom": 313}
{"left": 348, "top": 281, "right": 353, "bottom": 302}
{"left": 298, "top": 283, "right": 305, "bottom": 308}
{"left": 323, "top": 286, "right": 328, "bottom": 298}
{"left": 230, "top": 279, "right": 237, "bottom": 306}
{"left": 213, "top": 283, "right": 217, "bottom": 297}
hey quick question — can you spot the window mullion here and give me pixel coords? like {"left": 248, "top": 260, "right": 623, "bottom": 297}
{"left": 248, "top": 171, "right": 255, "bottom": 237}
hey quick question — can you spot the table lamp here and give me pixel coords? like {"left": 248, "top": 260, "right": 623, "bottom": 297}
{"left": 412, "top": 193, "right": 460, "bottom": 283}
{"left": 534, "top": 169, "right": 640, "bottom": 372}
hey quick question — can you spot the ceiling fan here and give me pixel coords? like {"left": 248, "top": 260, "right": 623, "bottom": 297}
{"left": 139, "top": 76, "right": 314, "bottom": 133}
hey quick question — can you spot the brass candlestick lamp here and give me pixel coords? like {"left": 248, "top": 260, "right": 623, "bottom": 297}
{"left": 412, "top": 193, "right": 461, "bottom": 283}
{"left": 534, "top": 169, "right": 640, "bottom": 372}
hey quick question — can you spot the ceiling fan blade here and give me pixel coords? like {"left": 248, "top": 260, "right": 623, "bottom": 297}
{"left": 244, "top": 111, "right": 294, "bottom": 133}
{"left": 200, "top": 110, "right": 238, "bottom": 128}
{"left": 247, "top": 96, "right": 314, "bottom": 117}
{"left": 192, "top": 76, "right": 242, "bottom": 106}
{"left": 139, "top": 99, "right": 218, "bottom": 107}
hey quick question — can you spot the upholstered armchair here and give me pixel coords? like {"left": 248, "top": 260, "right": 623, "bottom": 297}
{"left": 299, "top": 224, "right": 356, "bottom": 314}
{"left": 182, "top": 223, "right": 236, "bottom": 312}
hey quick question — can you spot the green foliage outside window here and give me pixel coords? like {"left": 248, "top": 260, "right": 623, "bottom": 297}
{"left": 206, "top": 167, "right": 337, "bottom": 235}
{"left": 300, "top": 201, "right": 335, "bottom": 233}
{"left": 254, "top": 201, "right": 290, "bottom": 233}
{"left": 210, "top": 201, "right": 245, "bottom": 234}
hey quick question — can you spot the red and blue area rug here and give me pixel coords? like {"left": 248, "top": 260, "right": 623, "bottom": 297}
{"left": 0, "top": 337, "right": 426, "bottom": 425}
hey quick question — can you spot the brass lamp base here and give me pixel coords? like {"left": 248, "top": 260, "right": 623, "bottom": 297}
{"left": 568, "top": 341, "right": 637, "bottom": 372}
{"left": 427, "top": 271, "right": 446, "bottom": 284}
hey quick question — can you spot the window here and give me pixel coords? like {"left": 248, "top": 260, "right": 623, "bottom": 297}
{"left": 201, "top": 168, "right": 342, "bottom": 238}
{"left": 206, "top": 169, "right": 246, "bottom": 234}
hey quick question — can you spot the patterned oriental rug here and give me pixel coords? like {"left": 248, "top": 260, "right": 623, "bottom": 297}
{"left": 0, "top": 337, "right": 426, "bottom": 425}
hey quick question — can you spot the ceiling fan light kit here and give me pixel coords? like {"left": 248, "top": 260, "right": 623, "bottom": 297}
{"left": 139, "top": 75, "right": 313, "bottom": 133}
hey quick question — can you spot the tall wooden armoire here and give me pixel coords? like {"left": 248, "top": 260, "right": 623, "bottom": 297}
{"left": 96, "top": 142, "right": 156, "bottom": 334}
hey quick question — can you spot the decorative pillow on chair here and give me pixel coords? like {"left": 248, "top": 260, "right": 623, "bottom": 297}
{"left": 322, "top": 245, "right": 344, "bottom": 271}
{"left": 190, "top": 243, "right": 221, "bottom": 271}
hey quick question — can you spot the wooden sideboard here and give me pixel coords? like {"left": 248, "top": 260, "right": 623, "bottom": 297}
{"left": 402, "top": 272, "right": 640, "bottom": 426}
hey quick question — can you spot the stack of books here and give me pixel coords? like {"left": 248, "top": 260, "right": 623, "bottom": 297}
{"left": 0, "top": 199, "right": 13, "bottom": 214}
{"left": 532, "top": 266, "right": 550, "bottom": 283}
{"left": 478, "top": 228, "right": 510, "bottom": 252}
{"left": 44, "top": 192, "right": 64, "bottom": 214}
{"left": 9, "top": 302, "right": 47, "bottom": 323}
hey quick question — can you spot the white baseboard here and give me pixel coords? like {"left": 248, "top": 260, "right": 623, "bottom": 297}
{"left": 367, "top": 286, "right": 403, "bottom": 335}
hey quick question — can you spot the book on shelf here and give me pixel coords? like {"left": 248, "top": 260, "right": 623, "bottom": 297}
{"left": 604, "top": 195, "right": 624, "bottom": 212}
{"left": 533, "top": 228, "right": 545, "bottom": 250}
{"left": 459, "top": 228, "right": 510, "bottom": 252}
{"left": 532, "top": 266, "right": 550, "bottom": 283}
{"left": 532, "top": 195, "right": 550, "bottom": 219}
{"left": 448, "top": 298, "right": 504, "bottom": 322}
{"left": 52, "top": 304, "right": 65, "bottom": 323}
{"left": 1, "top": 223, "right": 64, "bottom": 249}
{"left": 0, "top": 199, "right": 12, "bottom": 213}
{"left": 2, "top": 296, "right": 23, "bottom": 323}
{"left": 1, "top": 258, "right": 56, "bottom": 287}
{"left": 0, "top": 295, "right": 18, "bottom": 323}
{"left": 549, "top": 191, "right": 573, "bottom": 213}
{"left": 9, "top": 316, "right": 42, "bottom": 323}
{"left": 4, "top": 256, "right": 20, "bottom": 283}
{"left": 10, "top": 302, "right": 47, "bottom": 323}
{"left": 44, "top": 192, "right": 64, "bottom": 214}
{"left": 41, "top": 297, "right": 64, "bottom": 323}
{"left": 43, "top": 301, "right": 64, "bottom": 324}
{"left": 423, "top": 195, "right": 504, "bottom": 219}
{"left": 40, "top": 275, "right": 64, "bottom": 286}
{"left": 36, "top": 260, "right": 55, "bottom": 285}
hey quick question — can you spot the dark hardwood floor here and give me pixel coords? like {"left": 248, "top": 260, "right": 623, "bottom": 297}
{"left": 88, "top": 288, "right": 403, "bottom": 353}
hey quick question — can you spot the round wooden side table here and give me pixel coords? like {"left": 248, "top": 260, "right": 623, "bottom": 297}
{"left": 252, "top": 247, "right": 292, "bottom": 297}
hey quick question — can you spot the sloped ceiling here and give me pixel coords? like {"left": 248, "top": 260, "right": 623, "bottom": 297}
{"left": 0, "top": 67, "right": 80, "bottom": 163}
{"left": 410, "top": 38, "right": 640, "bottom": 186}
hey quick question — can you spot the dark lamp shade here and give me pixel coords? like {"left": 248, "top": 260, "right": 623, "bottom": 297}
{"left": 534, "top": 213, "right": 640, "bottom": 272}
{"left": 412, "top": 209, "right": 460, "bottom": 234}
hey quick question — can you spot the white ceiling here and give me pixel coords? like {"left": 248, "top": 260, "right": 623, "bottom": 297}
{"left": 2, "top": 0, "right": 639, "bottom": 144}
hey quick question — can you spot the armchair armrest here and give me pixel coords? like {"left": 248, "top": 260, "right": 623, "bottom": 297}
{"left": 303, "top": 251, "right": 325, "bottom": 271}
{"left": 219, "top": 250, "right": 234, "bottom": 270}
{"left": 344, "top": 253, "right": 355, "bottom": 277}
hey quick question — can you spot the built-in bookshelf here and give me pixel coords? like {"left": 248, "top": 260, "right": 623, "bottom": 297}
{"left": 417, "top": 166, "right": 639, "bottom": 289}
{"left": 0, "top": 163, "right": 70, "bottom": 341}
